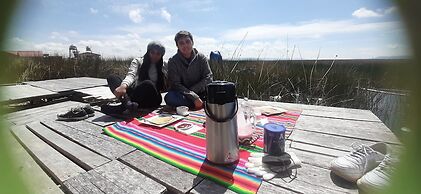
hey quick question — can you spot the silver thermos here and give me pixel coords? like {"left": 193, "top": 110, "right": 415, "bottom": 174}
{"left": 205, "top": 81, "right": 239, "bottom": 164}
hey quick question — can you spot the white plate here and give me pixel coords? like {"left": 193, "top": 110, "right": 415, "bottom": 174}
{"left": 174, "top": 122, "right": 203, "bottom": 135}
{"left": 255, "top": 106, "right": 287, "bottom": 116}
{"left": 139, "top": 114, "right": 184, "bottom": 128}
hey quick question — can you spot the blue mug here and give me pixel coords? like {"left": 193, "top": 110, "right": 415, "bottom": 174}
{"left": 263, "top": 123, "right": 286, "bottom": 156}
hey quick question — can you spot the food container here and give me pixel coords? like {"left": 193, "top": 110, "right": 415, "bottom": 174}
{"left": 263, "top": 123, "right": 286, "bottom": 156}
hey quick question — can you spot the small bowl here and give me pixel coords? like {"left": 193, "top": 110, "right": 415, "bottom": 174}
{"left": 176, "top": 106, "right": 189, "bottom": 116}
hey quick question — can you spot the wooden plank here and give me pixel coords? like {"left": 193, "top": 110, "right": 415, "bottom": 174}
{"left": 289, "top": 141, "right": 347, "bottom": 158}
{"left": 191, "top": 179, "right": 298, "bottom": 194}
{"left": 64, "top": 170, "right": 123, "bottom": 194}
{"left": 10, "top": 125, "right": 85, "bottom": 183}
{"left": 41, "top": 120, "right": 135, "bottom": 159}
{"left": 75, "top": 86, "right": 115, "bottom": 100}
{"left": 0, "top": 84, "right": 58, "bottom": 102}
{"left": 301, "top": 109, "right": 381, "bottom": 122}
{"left": 25, "top": 79, "right": 75, "bottom": 92}
{"left": 120, "top": 150, "right": 203, "bottom": 193}
{"left": 53, "top": 119, "right": 113, "bottom": 138}
{"left": 5, "top": 101, "right": 83, "bottom": 121}
{"left": 190, "top": 180, "right": 236, "bottom": 194}
{"left": 248, "top": 99, "right": 382, "bottom": 122}
{"left": 10, "top": 103, "right": 87, "bottom": 126}
{"left": 289, "top": 129, "right": 397, "bottom": 152}
{"left": 258, "top": 181, "right": 298, "bottom": 194}
{"left": 287, "top": 148, "right": 336, "bottom": 170}
{"left": 294, "top": 115, "right": 400, "bottom": 144}
{"left": 4, "top": 100, "right": 71, "bottom": 119}
{"left": 25, "top": 77, "right": 107, "bottom": 92}
{"left": 5, "top": 129, "right": 64, "bottom": 194}
{"left": 85, "top": 111, "right": 122, "bottom": 127}
{"left": 249, "top": 99, "right": 371, "bottom": 114}
{"left": 192, "top": 149, "right": 350, "bottom": 193}
{"left": 26, "top": 122, "right": 110, "bottom": 170}
{"left": 267, "top": 163, "right": 358, "bottom": 194}
{"left": 66, "top": 77, "right": 107, "bottom": 87}
{"left": 92, "top": 160, "right": 167, "bottom": 193}
{"left": 63, "top": 173, "right": 104, "bottom": 194}
{"left": 83, "top": 170, "right": 125, "bottom": 194}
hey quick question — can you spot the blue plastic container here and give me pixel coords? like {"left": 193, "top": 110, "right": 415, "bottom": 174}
{"left": 263, "top": 123, "right": 286, "bottom": 156}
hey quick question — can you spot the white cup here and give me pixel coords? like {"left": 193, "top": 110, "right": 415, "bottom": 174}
{"left": 176, "top": 106, "right": 189, "bottom": 116}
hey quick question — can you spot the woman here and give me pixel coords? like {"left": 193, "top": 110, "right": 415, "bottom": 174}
{"left": 104, "top": 41, "right": 166, "bottom": 113}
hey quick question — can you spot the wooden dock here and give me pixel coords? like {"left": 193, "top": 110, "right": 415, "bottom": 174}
{"left": 2, "top": 77, "right": 400, "bottom": 194}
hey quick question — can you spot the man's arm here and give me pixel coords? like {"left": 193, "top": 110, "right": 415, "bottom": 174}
{"left": 190, "top": 55, "right": 213, "bottom": 93}
{"left": 168, "top": 58, "right": 200, "bottom": 101}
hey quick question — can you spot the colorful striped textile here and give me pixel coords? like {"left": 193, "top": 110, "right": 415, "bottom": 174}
{"left": 103, "top": 109, "right": 301, "bottom": 194}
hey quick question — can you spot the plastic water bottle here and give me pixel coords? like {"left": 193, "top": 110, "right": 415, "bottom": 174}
{"left": 238, "top": 98, "right": 255, "bottom": 139}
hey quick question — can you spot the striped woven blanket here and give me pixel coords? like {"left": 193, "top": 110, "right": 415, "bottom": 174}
{"left": 103, "top": 109, "right": 301, "bottom": 194}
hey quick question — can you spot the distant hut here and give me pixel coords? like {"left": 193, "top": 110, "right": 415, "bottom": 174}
{"left": 5, "top": 51, "right": 43, "bottom": 58}
{"left": 69, "top": 44, "right": 79, "bottom": 59}
{"left": 78, "top": 46, "right": 101, "bottom": 60}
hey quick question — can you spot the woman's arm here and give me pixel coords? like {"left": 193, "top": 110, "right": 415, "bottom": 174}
{"left": 114, "top": 58, "right": 142, "bottom": 99}
{"left": 121, "top": 58, "right": 142, "bottom": 87}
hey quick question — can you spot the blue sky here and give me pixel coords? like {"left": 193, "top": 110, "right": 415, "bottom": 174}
{"left": 5, "top": 0, "right": 409, "bottom": 59}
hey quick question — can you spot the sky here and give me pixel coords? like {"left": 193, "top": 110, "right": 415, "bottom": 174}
{"left": 4, "top": 0, "right": 410, "bottom": 59}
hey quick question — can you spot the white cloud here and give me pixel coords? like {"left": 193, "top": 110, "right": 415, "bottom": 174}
{"left": 384, "top": 6, "right": 397, "bottom": 14}
{"left": 117, "top": 23, "right": 174, "bottom": 37}
{"left": 49, "top": 31, "right": 69, "bottom": 41}
{"left": 68, "top": 30, "right": 79, "bottom": 36}
{"left": 48, "top": 31, "right": 79, "bottom": 42}
{"left": 352, "top": 7, "right": 382, "bottom": 18}
{"left": 160, "top": 8, "right": 171, "bottom": 23}
{"left": 222, "top": 20, "right": 399, "bottom": 41}
{"left": 7, "top": 31, "right": 409, "bottom": 60}
{"left": 11, "top": 37, "right": 24, "bottom": 42}
{"left": 110, "top": 3, "right": 148, "bottom": 14}
{"left": 5, "top": 6, "right": 408, "bottom": 60}
{"left": 387, "top": 44, "right": 399, "bottom": 49}
{"left": 90, "top": 8, "right": 98, "bottom": 14}
{"left": 129, "top": 9, "right": 143, "bottom": 23}
{"left": 180, "top": 0, "right": 216, "bottom": 12}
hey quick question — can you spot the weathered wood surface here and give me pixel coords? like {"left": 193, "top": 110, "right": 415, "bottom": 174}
{"left": 0, "top": 84, "right": 58, "bottom": 103}
{"left": 41, "top": 120, "right": 135, "bottom": 159}
{"left": 3, "top": 79, "right": 401, "bottom": 194}
{"left": 5, "top": 129, "right": 64, "bottom": 194}
{"left": 64, "top": 160, "right": 166, "bottom": 194}
{"left": 63, "top": 160, "right": 167, "bottom": 194}
{"left": 10, "top": 125, "right": 85, "bottom": 184}
{"left": 120, "top": 150, "right": 203, "bottom": 193}
{"left": 63, "top": 170, "right": 122, "bottom": 194}
{"left": 248, "top": 99, "right": 382, "bottom": 122}
{"left": 294, "top": 115, "right": 399, "bottom": 144}
{"left": 75, "top": 86, "right": 115, "bottom": 100}
{"left": 192, "top": 100, "right": 398, "bottom": 194}
{"left": 85, "top": 111, "right": 122, "bottom": 127}
{"left": 25, "top": 77, "right": 107, "bottom": 92}
{"left": 6, "top": 101, "right": 85, "bottom": 126}
{"left": 26, "top": 122, "right": 110, "bottom": 170}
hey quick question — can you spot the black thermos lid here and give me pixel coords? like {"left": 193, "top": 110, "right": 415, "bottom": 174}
{"left": 206, "top": 81, "right": 236, "bottom": 105}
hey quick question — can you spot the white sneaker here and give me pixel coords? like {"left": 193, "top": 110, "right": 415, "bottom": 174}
{"left": 357, "top": 155, "right": 398, "bottom": 192}
{"left": 329, "top": 142, "right": 388, "bottom": 182}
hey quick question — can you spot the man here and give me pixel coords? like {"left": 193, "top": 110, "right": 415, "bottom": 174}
{"left": 164, "top": 31, "right": 213, "bottom": 109}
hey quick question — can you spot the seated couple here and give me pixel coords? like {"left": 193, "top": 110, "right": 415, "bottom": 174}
{"left": 104, "top": 30, "right": 213, "bottom": 114}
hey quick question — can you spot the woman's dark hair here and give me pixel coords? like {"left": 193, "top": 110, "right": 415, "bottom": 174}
{"left": 137, "top": 51, "right": 165, "bottom": 91}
